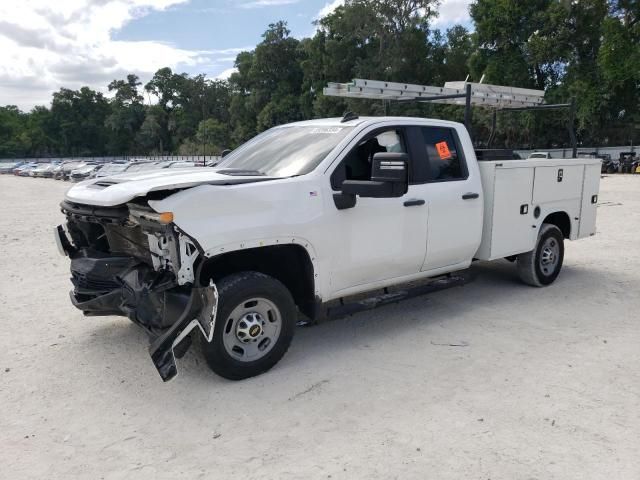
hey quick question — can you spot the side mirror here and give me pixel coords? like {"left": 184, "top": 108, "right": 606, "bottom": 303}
{"left": 341, "top": 152, "right": 408, "bottom": 199}
{"left": 221, "top": 149, "right": 232, "bottom": 158}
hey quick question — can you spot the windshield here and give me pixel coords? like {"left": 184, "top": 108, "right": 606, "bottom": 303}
{"left": 217, "top": 125, "right": 354, "bottom": 177}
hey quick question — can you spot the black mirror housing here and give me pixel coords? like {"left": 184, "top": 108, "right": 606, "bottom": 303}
{"left": 371, "top": 152, "right": 408, "bottom": 184}
{"left": 340, "top": 152, "right": 408, "bottom": 199}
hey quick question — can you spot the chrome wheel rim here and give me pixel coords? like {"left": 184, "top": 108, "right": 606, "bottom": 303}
{"left": 222, "top": 297, "right": 282, "bottom": 362}
{"left": 539, "top": 237, "right": 560, "bottom": 276}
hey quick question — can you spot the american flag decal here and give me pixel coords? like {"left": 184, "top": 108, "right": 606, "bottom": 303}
{"left": 309, "top": 191, "right": 318, "bottom": 197}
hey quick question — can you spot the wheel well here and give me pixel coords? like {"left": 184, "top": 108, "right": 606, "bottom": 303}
{"left": 199, "top": 245, "right": 316, "bottom": 319}
{"left": 543, "top": 211, "right": 571, "bottom": 238}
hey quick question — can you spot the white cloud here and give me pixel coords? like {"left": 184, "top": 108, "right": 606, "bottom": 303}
{"left": 0, "top": 0, "right": 224, "bottom": 110}
{"left": 316, "top": 0, "right": 344, "bottom": 19}
{"left": 432, "top": 0, "right": 473, "bottom": 28}
{"left": 315, "top": 0, "right": 471, "bottom": 28}
{"left": 215, "top": 67, "right": 238, "bottom": 80}
{"left": 238, "top": 0, "right": 299, "bottom": 9}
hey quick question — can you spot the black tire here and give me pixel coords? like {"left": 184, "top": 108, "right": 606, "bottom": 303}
{"left": 202, "top": 271, "right": 296, "bottom": 380}
{"left": 517, "top": 224, "right": 565, "bottom": 287}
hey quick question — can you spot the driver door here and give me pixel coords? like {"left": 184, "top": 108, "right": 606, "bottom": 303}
{"left": 323, "top": 126, "right": 429, "bottom": 295}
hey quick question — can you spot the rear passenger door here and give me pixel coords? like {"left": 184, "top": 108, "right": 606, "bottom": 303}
{"left": 409, "top": 125, "right": 484, "bottom": 271}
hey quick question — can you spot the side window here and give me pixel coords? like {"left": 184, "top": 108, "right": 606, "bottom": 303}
{"left": 421, "top": 127, "right": 466, "bottom": 181}
{"left": 331, "top": 129, "right": 406, "bottom": 190}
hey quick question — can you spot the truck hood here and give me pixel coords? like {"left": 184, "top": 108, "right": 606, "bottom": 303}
{"left": 64, "top": 167, "right": 275, "bottom": 207}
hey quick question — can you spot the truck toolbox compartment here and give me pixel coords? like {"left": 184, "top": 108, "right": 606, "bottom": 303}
{"left": 475, "top": 158, "right": 601, "bottom": 261}
{"left": 532, "top": 165, "right": 584, "bottom": 204}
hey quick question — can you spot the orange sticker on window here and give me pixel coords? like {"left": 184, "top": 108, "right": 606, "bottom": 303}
{"left": 435, "top": 141, "right": 452, "bottom": 160}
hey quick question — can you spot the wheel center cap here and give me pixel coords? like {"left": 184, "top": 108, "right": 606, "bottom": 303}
{"left": 236, "top": 313, "right": 264, "bottom": 343}
{"left": 249, "top": 324, "right": 261, "bottom": 337}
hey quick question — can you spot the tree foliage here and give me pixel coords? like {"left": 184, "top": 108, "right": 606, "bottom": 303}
{"left": 1, "top": 0, "right": 638, "bottom": 158}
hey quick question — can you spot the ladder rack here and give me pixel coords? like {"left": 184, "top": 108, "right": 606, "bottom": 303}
{"left": 323, "top": 79, "right": 545, "bottom": 108}
{"left": 323, "top": 78, "right": 576, "bottom": 156}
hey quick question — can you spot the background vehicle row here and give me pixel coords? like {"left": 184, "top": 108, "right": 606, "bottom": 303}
{"left": 0, "top": 159, "right": 198, "bottom": 179}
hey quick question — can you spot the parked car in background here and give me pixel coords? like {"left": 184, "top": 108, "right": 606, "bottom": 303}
{"left": 1, "top": 161, "right": 25, "bottom": 174}
{"left": 165, "top": 161, "right": 196, "bottom": 168}
{"left": 56, "top": 161, "right": 87, "bottom": 181}
{"left": 94, "top": 161, "right": 130, "bottom": 178}
{"left": 51, "top": 163, "right": 65, "bottom": 179}
{"left": 70, "top": 164, "right": 102, "bottom": 182}
{"left": 528, "top": 152, "right": 552, "bottom": 159}
{"left": 120, "top": 161, "right": 161, "bottom": 174}
{"left": 31, "top": 163, "right": 59, "bottom": 178}
{"left": 14, "top": 163, "right": 38, "bottom": 176}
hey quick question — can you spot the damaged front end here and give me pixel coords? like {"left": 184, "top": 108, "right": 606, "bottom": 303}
{"left": 56, "top": 199, "right": 216, "bottom": 381}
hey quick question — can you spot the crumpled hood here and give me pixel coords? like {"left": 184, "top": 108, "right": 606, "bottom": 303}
{"left": 64, "top": 167, "right": 275, "bottom": 207}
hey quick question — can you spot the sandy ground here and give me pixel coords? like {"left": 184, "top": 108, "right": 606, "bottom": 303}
{"left": 0, "top": 174, "right": 639, "bottom": 480}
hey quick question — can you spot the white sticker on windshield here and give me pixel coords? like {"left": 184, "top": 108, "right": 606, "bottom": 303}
{"left": 309, "top": 127, "right": 343, "bottom": 134}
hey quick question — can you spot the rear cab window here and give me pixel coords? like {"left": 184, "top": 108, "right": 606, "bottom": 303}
{"left": 412, "top": 126, "right": 468, "bottom": 183}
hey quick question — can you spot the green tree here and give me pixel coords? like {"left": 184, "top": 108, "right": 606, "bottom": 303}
{"left": 136, "top": 108, "right": 164, "bottom": 153}
{"left": 49, "top": 87, "right": 110, "bottom": 155}
{"left": 105, "top": 75, "right": 145, "bottom": 154}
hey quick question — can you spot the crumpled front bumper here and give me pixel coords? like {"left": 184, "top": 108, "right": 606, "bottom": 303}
{"left": 56, "top": 225, "right": 217, "bottom": 382}
{"left": 68, "top": 251, "right": 188, "bottom": 329}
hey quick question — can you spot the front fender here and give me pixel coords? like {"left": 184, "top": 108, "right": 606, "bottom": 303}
{"left": 148, "top": 178, "right": 327, "bottom": 298}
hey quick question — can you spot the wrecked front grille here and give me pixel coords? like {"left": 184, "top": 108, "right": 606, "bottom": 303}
{"left": 104, "top": 224, "right": 152, "bottom": 263}
{"left": 61, "top": 200, "right": 153, "bottom": 265}
{"left": 71, "top": 270, "right": 120, "bottom": 292}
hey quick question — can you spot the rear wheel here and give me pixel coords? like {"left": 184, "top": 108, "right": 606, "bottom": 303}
{"left": 202, "top": 271, "right": 296, "bottom": 380}
{"left": 517, "top": 224, "right": 565, "bottom": 287}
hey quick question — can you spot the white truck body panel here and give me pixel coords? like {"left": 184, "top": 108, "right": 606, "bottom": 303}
{"left": 64, "top": 117, "right": 601, "bottom": 303}
{"left": 58, "top": 115, "right": 603, "bottom": 381}
{"left": 475, "top": 158, "right": 601, "bottom": 261}
{"left": 579, "top": 163, "right": 601, "bottom": 238}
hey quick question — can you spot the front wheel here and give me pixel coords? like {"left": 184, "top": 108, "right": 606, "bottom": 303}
{"left": 202, "top": 271, "right": 296, "bottom": 380}
{"left": 517, "top": 224, "right": 565, "bottom": 287}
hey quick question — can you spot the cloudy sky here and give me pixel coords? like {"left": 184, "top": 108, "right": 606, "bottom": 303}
{"left": 0, "top": 0, "right": 472, "bottom": 110}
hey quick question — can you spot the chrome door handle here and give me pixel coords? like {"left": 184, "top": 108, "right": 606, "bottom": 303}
{"left": 462, "top": 192, "right": 479, "bottom": 200}
{"left": 404, "top": 199, "right": 426, "bottom": 207}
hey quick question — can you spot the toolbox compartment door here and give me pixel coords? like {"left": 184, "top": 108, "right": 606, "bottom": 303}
{"left": 578, "top": 163, "right": 601, "bottom": 238}
{"left": 532, "top": 165, "right": 584, "bottom": 204}
{"left": 490, "top": 167, "right": 536, "bottom": 258}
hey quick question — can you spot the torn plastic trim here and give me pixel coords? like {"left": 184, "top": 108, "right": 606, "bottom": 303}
{"left": 149, "top": 281, "right": 218, "bottom": 382}
{"left": 54, "top": 225, "right": 75, "bottom": 257}
{"left": 177, "top": 234, "right": 199, "bottom": 285}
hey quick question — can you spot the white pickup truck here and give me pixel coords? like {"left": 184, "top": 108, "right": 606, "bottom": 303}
{"left": 55, "top": 116, "right": 601, "bottom": 381}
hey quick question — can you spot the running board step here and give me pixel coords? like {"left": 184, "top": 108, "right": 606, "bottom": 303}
{"left": 324, "top": 272, "right": 472, "bottom": 320}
